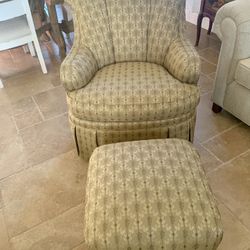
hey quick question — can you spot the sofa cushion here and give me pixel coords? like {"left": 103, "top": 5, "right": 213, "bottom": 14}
{"left": 235, "top": 58, "right": 250, "bottom": 90}
{"left": 67, "top": 62, "right": 200, "bottom": 123}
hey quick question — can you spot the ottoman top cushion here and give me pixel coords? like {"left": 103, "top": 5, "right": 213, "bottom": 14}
{"left": 85, "top": 139, "right": 222, "bottom": 249}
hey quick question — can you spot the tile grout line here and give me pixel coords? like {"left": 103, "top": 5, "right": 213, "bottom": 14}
{"left": 16, "top": 111, "right": 68, "bottom": 133}
{"left": 198, "top": 46, "right": 220, "bottom": 55}
{"left": 208, "top": 148, "right": 250, "bottom": 175}
{"left": 207, "top": 72, "right": 216, "bottom": 80}
{"left": 200, "top": 55, "right": 218, "bottom": 66}
{"left": 2, "top": 211, "right": 12, "bottom": 245}
{"left": 10, "top": 115, "right": 19, "bottom": 134}
{"left": 199, "top": 143, "right": 223, "bottom": 165}
{"left": 219, "top": 198, "right": 250, "bottom": 234}
{"left": 201, "top": 122, "right": 242, "bottom": 145}
{"left": 200, "top": 90, "right": 212, "bottom": 97}
{"left": 0, "top": 192, "right": 12, "bottom": 243}
{"left": 0, "top": 147, "right": 75, "bottom": 183}
{"left": 7, "top": 202, "right": 83, "bottom": 241}
{"left": 31, "top": 96, "right": 45, "bottom": 121}
{"left": 71, "top": 241, "right": 85, "bottom": 250}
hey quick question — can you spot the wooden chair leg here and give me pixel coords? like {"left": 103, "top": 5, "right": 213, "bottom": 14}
{"left": 47, "top": 3, "right": 66, "bottom": 59}
{"left": 207, "top": 19, "right": 213, "bottom": 35}
{"left": 212, "top": 103, "right": 222, "bottom": 113}
{"left": 61, "top": 5, "right": 70, "bottom": 39}
{"left": 195, "top": 13, "right": 203, "bottom": 47}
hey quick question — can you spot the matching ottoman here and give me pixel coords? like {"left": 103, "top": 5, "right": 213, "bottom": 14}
{"left": 85, "top": 139, "right": 223, "bottom": 249}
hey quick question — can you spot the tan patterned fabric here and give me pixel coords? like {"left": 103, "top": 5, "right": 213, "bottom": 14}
{"left": 69, "top": 112, "right": 196, "bottom": 160}
{"left": 62, "top": 0, "right": 200, "bottom": 86}
{"left": 61, "top": 0, "right": 200, "bottom": 160}
{"left": 85, "top": 139, "right": 223, "bottom": 250}
{"left": 60, "top": 47, "right": 98, "bottom": 91}
{"left": 165, "top": 38, "right": 201, "bottom": 84}
{"left": 67, "top": 62, "right": 200, "bottom": 122}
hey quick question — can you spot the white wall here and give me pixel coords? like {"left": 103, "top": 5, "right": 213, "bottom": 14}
{"left": 186, "top": 0, "right": 210, "bottom": 29}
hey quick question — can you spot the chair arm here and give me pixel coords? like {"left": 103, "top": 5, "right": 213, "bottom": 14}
{"left": 60, "top": 47, "right": 98, "bottom": 91}
{"left": 164, "top": 38, "right": 200, "bottom": 84}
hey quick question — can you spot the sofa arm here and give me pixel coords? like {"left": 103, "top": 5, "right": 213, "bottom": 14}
{"left": 164, "top": 38, "right": 200, "bottom": 84}
{"left": 214, "top": 0, "right": 250, "bottom": 41}
{"left": 60, "top": 46, "right": 98, "bottom": 91}
{"left": 212, "top": 0, "right": 250, "bottom": 107}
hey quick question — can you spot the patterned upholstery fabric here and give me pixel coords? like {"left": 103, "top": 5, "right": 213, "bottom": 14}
{"left": 85, "top": 139, "right": 223, "bottom": 249}
{"left": 61, "top": 0, "right": 200, "bottom": 160}
{"left": 165, "top": 38, "right": 201, "bottom": 84}
{"left": 61, "top": 47, "right": 98, "bottom": 91}
{"left": 67, "top": 62, "right": 200, "bottom": 122}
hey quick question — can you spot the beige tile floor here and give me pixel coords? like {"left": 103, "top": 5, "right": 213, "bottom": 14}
{"left": 0, "top": 23, "right": 250, "bottom": 250}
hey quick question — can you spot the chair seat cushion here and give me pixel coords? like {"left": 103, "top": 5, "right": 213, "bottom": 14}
{"left": 67, "top": 62, "right": 200, "bottom": 122}
{"left": 235, "top": 58, "right": 250, "bottom": 90}
{"left": 85, "top": 138, "right": 223, "bottom": 249}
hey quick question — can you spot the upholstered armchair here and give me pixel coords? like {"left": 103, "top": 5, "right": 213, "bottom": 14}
{"left": 60, "top": 0, "right": 200, "bottom": 160}
{"left": 212, "top": 0, "right": 250, "bottom": 125}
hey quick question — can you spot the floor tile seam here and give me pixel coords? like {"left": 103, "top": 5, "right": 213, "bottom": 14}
{"left": 16, "top": 120, "right": 44, "bottom": 133}
{"left": 200, "top": 56, "right": 218, "bottom": 66}
{"left": 5, "top": 201, "right": 83, "bottom": 241}
{"left": 200, "top": 90, "right": 213, "bottom": 97}
{"left": 31, "top": 96, "right": 45, "bottom": 121}
{"left": 71, "top": 241, "right": 85, "bottom": 250}
{"left": 16, "top": 111, "right": 68, "bottom": 133}
{"left": 41, "top": 111, "right": 69, "bottom": 122}
{"left": 199, "top": 46, "right": 219, "bottom": 55}
{"left": 201, "top": 122, "right": 243, "bottom": 144}
{"left": 207, "top": 148, "right": 250, "bottom": 175}
{"left": 198, "top": 142, "right": 223, "bottom": 165}
{"left": 10, "top": 115, "right": 18, "bottom": 135}
{"left": 1, "top": 203, "right": 12, "bottom": 243}
{"left": 207, "top": 72, "right": 216, "bottom": 81}
{"left": 219, "top": 199, "right": 250, "bottom": 235}
{"left": 11, "top": 108, "right": 43, "bottom": 132}
{"left": 0, "top": 148, "right": 75, "bottom": 185}
{"left": 2, "top": 66, "right": 44, "bottom": 82}
{"left": 12, "top": 106, "right": 38, "bottom": 118}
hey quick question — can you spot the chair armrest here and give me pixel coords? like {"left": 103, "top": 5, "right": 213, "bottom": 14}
{"left": 60, "top": 47, "right": 98, "bottom": 91}
{"left": 164, "top": 38, "right": 200, "bottom": 84}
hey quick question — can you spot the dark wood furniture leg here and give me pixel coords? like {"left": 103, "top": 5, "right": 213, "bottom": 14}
{"left": 207, "top": 19, "right": 213, "bottom": 35}
{"left": 47, "top": 3, "right": 66, "bottom": 59}
{"left": 212, "top": 103, "right": 222, "bottom": 113}
{"left": 195, "top": 13, "right": 203, "bottom": 47}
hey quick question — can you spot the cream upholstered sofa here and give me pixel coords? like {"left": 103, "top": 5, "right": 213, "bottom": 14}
{"left": 60, "top": 0, "right": 200, "bottom": 160}
{"left": 212, "top": 0, "right": 250, "bottom": 126}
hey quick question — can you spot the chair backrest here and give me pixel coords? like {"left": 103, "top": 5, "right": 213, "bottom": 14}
{"left": 69, "top": 0, "right": 186, "bottom": 68}
{"left": 0, "top": 0, "right": 26, "bottom": 21}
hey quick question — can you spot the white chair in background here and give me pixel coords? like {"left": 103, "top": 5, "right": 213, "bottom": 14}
{"left": 0, "top": 0, "right": 47, "bottom": 88}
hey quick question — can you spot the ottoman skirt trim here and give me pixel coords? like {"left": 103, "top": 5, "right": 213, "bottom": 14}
{"left": 68, "top": 112, "right": 196, "bottom": 161}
